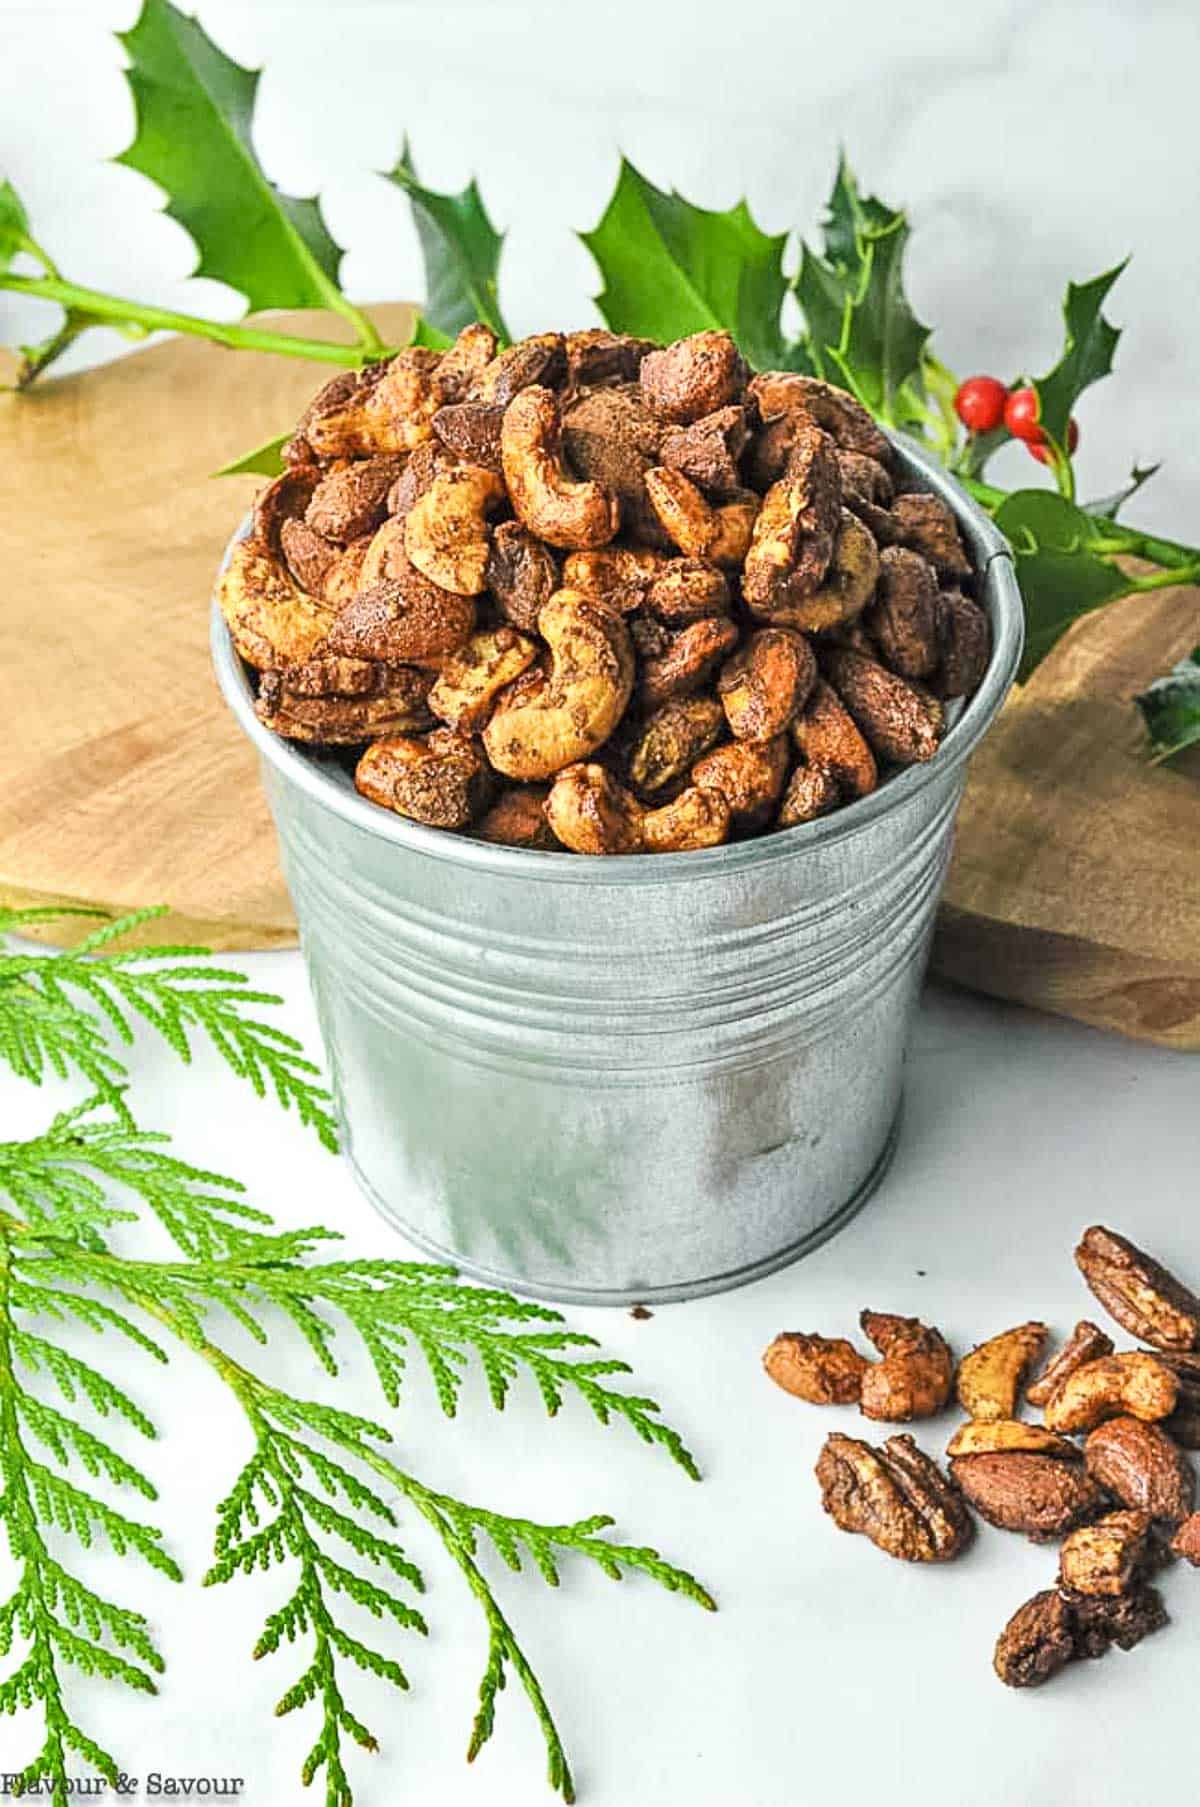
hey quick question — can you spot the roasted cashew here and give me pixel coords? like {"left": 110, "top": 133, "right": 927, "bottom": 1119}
{"left": 501, "top": 386, "right": 620, "bottom": 550}
{"left": 718, "top": 628, "right": 816, "bottom": 743}
{"left": 658, "top": 405, "right": 751, "bottom": 499}
{"left": 858, "top": 1310, "right": 954, "bottom": 1423}
{"left": 428, "top": 626, "right": 539, "bottom": 733}
{"left": 626, "top": 694, "right": 725, "bottom": 796}
{"left": 355, "top": 727, "right": 493, "bottom": 829}
{"left": 300, "top": 350, "right": 446, "bottom": 458}
{"left": 790, "top": 679, "right": 877, "bottom": 801}
{"left": 763, "top": 510, "right": 880, "bottom": 633}
{"left": 821, "top": 647, "right": 944, "bottom": 767}
{"left": 889, "top": 492, "right": 972, "bottom": 581}
{"left": 945, "top": 1420, "right": 1078, "bottom": 1460}
{"left": 435, "top": 322, "right": 499, "bottom": 399}
{"left": 931, "top": 589, "right": 992, "bottom": 700}
{"left": 432, "top": 400, "right": 504, "bottom": 473}
{"left": 643, "top": 467, "right": 759, "bottom": 568}
{"left": 741, "top": 426, "right": 842, "bottom": 613}
{"left": 562, "top": 545, "right": 666, "bottom": 609}
{"left": 1043, "top": 1353, "right": 1180, "bottom": 1435}
{"left": 1059, "top": 1511, "right": 1153, "bottom": 1599}
{"left": 955, "top": 1322, "right": 1049, "bottom": 1423}
{"left": 472, "top": 333, "right": 566, "bottom": 405}
{"left": 565, "top": 328, "right": 655, "bottom": 387}
{"left": 404, "top": 463, "right": 506, "bottom": 595}
{"left": 865, "top": 545, "right": 939, "bottom": 680}
{"left": 644, "top": 559, "right": 730, "bottom": 622}
{"left": 482, "top": 589, "right": 634, "bottom": 779}
{"left": 217, "top": 537, "right": 335, "bottom": 671}
{"left": 325, "top": 518, "right": 475, "bottom": 667}
{"left": 691, "top": 736, "right": 789, "bottom": 831}
{"left": 748, "top": 372, "right": 890, "bottom": 463}
{"left": 1026, "top": 1322, "right": 1115, "bottom": 1409}
{"left": 639, "top": 330, "right": 747, "bottom": 424}
{"left": 486, "top": 523, "right": 560, "bottom": 632}
{"left": 562, "top": 384, "right": 667, "bottom": 546}
{"left": 306, "top": 454, "right": 407, "bottom": 543}
{"left": 776, "top": 762, "right": 841, "bottom": 828}
{"left": 545, "top": 763, "right": 729, "bottom": 855}
{"left": 763, "top": 1333, "right": 869, "bottom": 1405}
{"left": 636, "top": 615, "right": 739, "bottom": 710}
{"left": 476, "top": 786, "right": 558, "bottom": 850}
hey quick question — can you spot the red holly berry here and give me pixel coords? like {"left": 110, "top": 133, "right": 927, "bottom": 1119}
{"left": 1003, "top": 386, "right": 1043, "bottom": 442}
{"left": 954, "top": 375, "right": 1008, "bottom": 434}
{"left": 1028, "top": 418, "right": 1080, "bottom": 463}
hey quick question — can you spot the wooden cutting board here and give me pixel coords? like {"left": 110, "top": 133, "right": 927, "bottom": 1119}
{"left": 1, "top": 307, "right": 1197, "bottom": 1043}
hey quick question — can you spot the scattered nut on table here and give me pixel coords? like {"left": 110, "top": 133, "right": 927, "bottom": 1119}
{"left": 762, "top": 1221, "right": 1200, "bottom": 1695}
{"left": 220, "top": 324, "right": 993, "bottom": 851}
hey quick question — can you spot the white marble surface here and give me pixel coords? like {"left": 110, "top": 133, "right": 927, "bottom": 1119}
{"left": 2, "top": 0, "right": 1199, "bottom": 536}
{"left": 0, "top": 966, "right": 1196, "bottom": 1807}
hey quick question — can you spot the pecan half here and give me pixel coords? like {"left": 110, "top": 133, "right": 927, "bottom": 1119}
{"left": 815, "top": 1432, "right": 972, "bottom": 1563}
{"left": 1084, "top": 1415, "right": 1196, "bottom": 1526}
{"left": 1076, "top": 1225, "right": 1200, "bottom": 1351}
{"left": 763, "top": 1332, "right": 868, "bottom": 1406}
{"left": 995, "top": 1583, "right": 1167, "bottom": 1688}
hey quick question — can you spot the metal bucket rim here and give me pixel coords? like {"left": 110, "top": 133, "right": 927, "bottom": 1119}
{"left": 212, "top": 434, "right": 1024, "bottom": 887}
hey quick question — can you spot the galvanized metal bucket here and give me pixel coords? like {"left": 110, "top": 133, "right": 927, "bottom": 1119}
{"left": 213, "top": 439, "right": 1023, "bottom": 1305}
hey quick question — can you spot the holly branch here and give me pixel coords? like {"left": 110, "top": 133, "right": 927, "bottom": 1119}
{"left": 2, "top": 0, "right": 1196, "bottom": 757}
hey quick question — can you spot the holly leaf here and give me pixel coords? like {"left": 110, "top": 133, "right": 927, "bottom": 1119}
{"left": 820, "top": 152, "right": 896, "bottom": 276}
{"left": 994, "top": 489, "right": 1132, "bottom": 679}
{"left": 1085, "top": 462, "right": 1161, "bottom": 521}
{"left": 793, "top": 158, "right": 930, "bottom": 426}
{"left": 581, "top": 158, "right": 790, "bottom": 372}
{"left": 1033, "top": 263, "right": 1126, "bottom": 448}
{"left": 115, "top": 0, "right": 352, "bottom": 320}
{"left": 827, "top": 212, "right": 930, "bottom": 427}
{"left": 0, "top": 177, "right": 33, "bottom": 273}
{"left": 213, "top": 432, "right": 289, "bottom": 478}
{"left": 384, "top": 142, "right": 508, "bottom": 342}
{"left": 408, "top": 314, "right": 454, "bottom": 351}
{"left": 1135, "top": 647, "right": 1200, "bottom": 764}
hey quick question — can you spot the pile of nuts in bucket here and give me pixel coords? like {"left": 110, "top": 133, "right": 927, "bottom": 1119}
{"left": 218, "top": 324, "right": 992, "bottom": 853}
{"left": 763, "top": 1226, "right": 1200, "bottom": 1688}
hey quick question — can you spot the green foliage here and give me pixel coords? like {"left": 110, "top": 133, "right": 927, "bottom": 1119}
{"left": 992, "top": 489, "right": 1132, "bottom": 678}
{"left": 581, "top": 157, "right": 791, "bottom": 372}
{"left": 1032, "top": 262, "right": 1126, "bottom": 449}
{"left": 1135, "top": 647, "right": 1200, "bottom": 764}
{"left": 213, "top": 431, "right": 289, "bottom": 478}
{"left": 385, "top": 141, "right": 509, "bottom": 343}
{"left": 0, "top": 178, "right": 33, "bottom": 273}
{"left": 1086, "top": 462, "right": 1161, "bottom": 521}
{"left": 0, "top": 906, "right": 337, "bottom": 1150}
{"left": 116, "top": 0, "right": 358, "bottom": 328}
{"left": 0, "top": 1056, "right": 708, "bottom": 1806}
{"left": 793, "top": 157, "right": 931, "bottom": 429}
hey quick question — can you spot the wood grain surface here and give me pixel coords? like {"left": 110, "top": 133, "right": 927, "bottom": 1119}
{"left": 1, "top": 308, "right": 1196, "bottom": 1044}
{"left": 0, "top": 303, "right": 413, "bottom": 949}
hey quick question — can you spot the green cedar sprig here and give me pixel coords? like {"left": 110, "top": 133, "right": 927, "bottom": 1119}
{"left": 0, "top": 905, "right": 337, "bottom": 1150}
{"left": 0, "top": 1082, "right": 709, "bottom": 1807}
